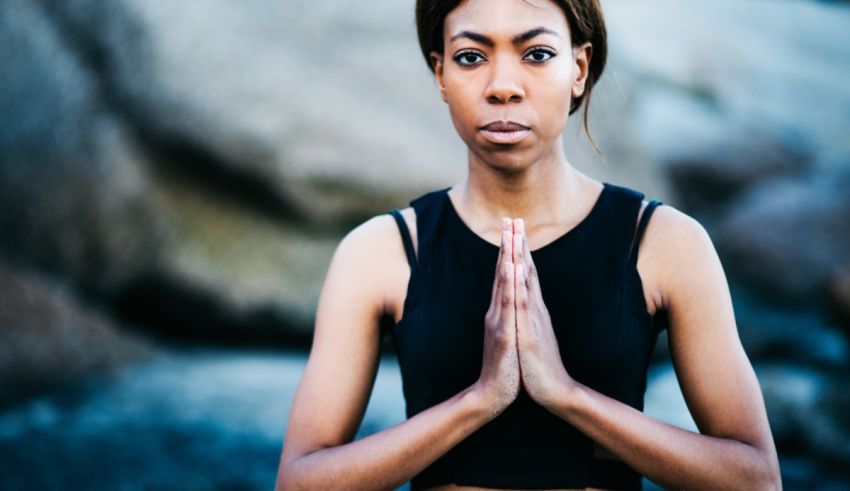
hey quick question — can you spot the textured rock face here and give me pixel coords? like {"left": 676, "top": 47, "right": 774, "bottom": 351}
{"left": 759, "top": 363, "right": 850, "bottom": 467}
{"left": 0, "top": 0, "right": 848, "bottom": 376}
{"left": 0, "top": 260, "right": 153, "bottom": 407}
{"left": 0, "top": 0, "right": 846, "bottom": 339}
{"left": 0, "top": 0, "right": 163, "bottom": 295}
{"left": 0, "top": 0, "right": 406, "bottom": 342}
{"left": 711, "top": 167, "right": 850, "bottom": 304}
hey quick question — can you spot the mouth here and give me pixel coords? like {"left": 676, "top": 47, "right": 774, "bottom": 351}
{"left": 478, "top": 120, "right": 531, "bottom": 145}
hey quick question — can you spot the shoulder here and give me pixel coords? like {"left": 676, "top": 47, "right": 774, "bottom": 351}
{"left": 340, "top": 207, "right": 416, "bottom": 254}
{"left": 336, "top": 208, "right": 415, "bottom": 266}
{"left": 331, "top": 208, "right": 416, "bottom": 318}
{"left": 638, "top": 201, "right": 720, "bottom": 310}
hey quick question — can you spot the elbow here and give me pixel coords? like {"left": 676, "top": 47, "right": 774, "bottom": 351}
{"left": 274, "top": 473, "right": 291, "bottom": 491}
{"left": 749, "top": 447, "right": 782, "bottom": 491}
{"left": 755, "top": 473, "right": 782, "bottom": 491}
{"left": 275, "top": 470, "right": 303, "bottom": 491}
{"left": 274, "top": 470, "right": 291, "bottom": 491}
{"left": 275, "top": 458, "right": 303, "bottom": 491}
{"left": 760, "top": 468, "right": 782, "bottom": 491}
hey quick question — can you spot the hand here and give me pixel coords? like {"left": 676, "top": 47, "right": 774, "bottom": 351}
{"left": 473, "top": 217, "right": 521, "bottom": 419}
{"left": 513, "top": 218, "right": 576, "bottom": 410}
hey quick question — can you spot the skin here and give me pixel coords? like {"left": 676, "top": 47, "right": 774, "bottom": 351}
{"left": 275, "top": 0, "right": 782, "bottom": 490}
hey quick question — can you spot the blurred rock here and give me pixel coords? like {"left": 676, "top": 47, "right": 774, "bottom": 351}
{"left": 611, "top": 0, "right": 850, "bottom": 172}
{"left": 661, "top": 129, "right": 812, "bottom": 220}
{"left": 2, "top": 0, "right": 850, "bottom": 349}
{"left": 734, "top": 288, "right": 849, "bottom": 370}
{"left": 0, "top": 0, "right": 348, "bottom": 343}
{"left": 830, "top": 266, "right": 850, "bottom": 332}
{"left": 0, "top": 260, "right": 153, "bottom": 407}
{"left": 759, "top": 363, "right": 850, "bottom": 467}
{"left": 42, "top": 0, "right": 463, "bottom": 223}
{"left": 0, "top": 349, "right": 407, "bottom": 490}
{"left": 0, "top": 0, "right": 162, "bottom": 294}
{"left": 711, "top": 166, "right": 850, "bottom": 305}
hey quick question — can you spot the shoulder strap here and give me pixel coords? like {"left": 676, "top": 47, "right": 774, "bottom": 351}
{"left": 628, "top": 199, "right": 663, "bottom": 264}
{"left": 389, "top": 209, "right": 418, "bottom": 273}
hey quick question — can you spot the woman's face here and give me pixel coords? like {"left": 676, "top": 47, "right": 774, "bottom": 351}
{"left": 431, "top": 0, "right": 591, "bottom": 171}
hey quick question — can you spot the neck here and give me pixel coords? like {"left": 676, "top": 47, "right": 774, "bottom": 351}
{"left": 453, "top": 142, "right": 588, "bottom": 228}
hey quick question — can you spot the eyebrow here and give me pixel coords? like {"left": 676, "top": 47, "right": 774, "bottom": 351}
{"left": 449, "top": 27, "right": 562, "bottom": 47}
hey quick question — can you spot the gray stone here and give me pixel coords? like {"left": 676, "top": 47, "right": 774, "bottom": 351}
{"left": 759, "top": 363, "right": 850, "bottom": 466}
{"left": 0, "top": 259, "right": 153, "bottom": 406}
{"left": 712, "top": 166, "right": 850, "bottom": 303}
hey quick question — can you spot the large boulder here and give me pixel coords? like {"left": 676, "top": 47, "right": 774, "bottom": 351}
{"left": 1, "top": 0, "right": 849, "bottom": 347}
{"left": 660, "top": 130, "right": 813, "bottom": 220}
{"left": 759, "top": 363, "right": 850, "bottom": 467}
{"left": 0, "top": 0, "right": 379, "bottom": 343}
{"left": 829, "top": 266, "right": 850, "bottom": 334}
{"left": 711, "top": 166, "right": 850, "bottom": 306}
{"left": 0, "top": 259, "right": 153, "bottom": 407}
{"left": 0, "top": 0, "right": 162, "bottom": 295}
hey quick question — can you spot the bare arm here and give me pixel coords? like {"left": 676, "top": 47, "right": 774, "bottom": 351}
{"left": 547, "top": 206, "right": 781, "bottom": 490}
{"left": 275, "top": 213, "right": 518, "bottom": 490}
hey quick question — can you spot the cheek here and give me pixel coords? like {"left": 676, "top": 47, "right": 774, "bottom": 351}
{"left": 534, "top": 80, "right": 575, "bottom": 131}
{"left": 537, "top": 73, "right": 574, "bottom": 109}
{"left": 444, "top": 82, "right": 479, "bottom": 131}
{"left": 445, "top": 99, "right": 478, "bottom": 148}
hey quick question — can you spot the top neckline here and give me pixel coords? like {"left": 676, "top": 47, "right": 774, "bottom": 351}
{"left": 444, "top": 181, "right": 610, "bottom": 254}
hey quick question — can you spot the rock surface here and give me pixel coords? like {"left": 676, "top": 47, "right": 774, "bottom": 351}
{"left": 0, "top": 260, "right": 152, "bottom": 407}
{"left": 2, "top": 0, "right": 847, "bottom": 344}
{"left": 711, "top": 166, "right": 850, "bottom": 307}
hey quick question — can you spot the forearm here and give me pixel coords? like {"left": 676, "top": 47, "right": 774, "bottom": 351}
{"left": 551, "top": 381, "right": 780, "bottom": 491}
{"left": 277, "top": 385, "right": 493, "bottom": 491}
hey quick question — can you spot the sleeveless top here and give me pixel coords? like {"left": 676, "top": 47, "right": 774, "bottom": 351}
{"left": 385, "top": 181, "right": 667, "bottom": 490}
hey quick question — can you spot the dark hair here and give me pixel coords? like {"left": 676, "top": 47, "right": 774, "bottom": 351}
{"left": 415, "top": 0, "right": 608, "bottom": 154}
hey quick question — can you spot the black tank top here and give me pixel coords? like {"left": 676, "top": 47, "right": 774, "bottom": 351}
{"left": 386, "top": 181, "right": 666, "bottom": 490}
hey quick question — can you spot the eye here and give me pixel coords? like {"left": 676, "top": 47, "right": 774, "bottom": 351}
{"left": 453, "top": 50, "right": 486, "bottom": 67}
{"left": 524, "top": 47, "right": 557, "bottom": 63}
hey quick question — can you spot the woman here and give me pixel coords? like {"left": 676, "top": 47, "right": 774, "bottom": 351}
{"left": 275, "top": 0, "right": 781, "bottom": 489}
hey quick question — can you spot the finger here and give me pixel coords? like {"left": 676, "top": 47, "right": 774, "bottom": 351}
{"left": 513, "top": 219, "right": 523, "bottom": 265}
{"left": 505, "top": 218, "right": 513, "bottom": 267}
{"left": 503, "top": 262, "right": 516, "bottom": 329}
{"left": 495, "top": 217, "right": 511, "bottom": 268}
{"left": 514, "top": 218, "right": 528, "bottom": 266}
{"left": 517, "top": 219, "right": 543, "bottom": 300}
{"left": 516, "top": 264, "right": 528, "bottom": 334}
{"left": 525, "top": 244, "right": 543, "bottom": 304}
{"left": 490, "top": 224, "right": 511, "bottom": 307}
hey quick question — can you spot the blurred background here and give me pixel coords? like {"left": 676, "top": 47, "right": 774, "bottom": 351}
{"left": 1, "top": 0, "right": 849, "bottom": 489}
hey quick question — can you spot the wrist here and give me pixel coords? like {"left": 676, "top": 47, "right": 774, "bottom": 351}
{"left": 465, "top": 382, "right": 504, "bottom": 423}
{"left": 547, "top": 376, "right": 586, "bottom": 421}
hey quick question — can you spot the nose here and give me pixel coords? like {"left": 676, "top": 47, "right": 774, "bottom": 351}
{"left": 484, "top": 56, "right": 525, "bottom": 104}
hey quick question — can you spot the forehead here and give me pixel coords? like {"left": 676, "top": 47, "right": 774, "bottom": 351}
{"left": 445, "top": 0, "right": 569, "bottom": 39}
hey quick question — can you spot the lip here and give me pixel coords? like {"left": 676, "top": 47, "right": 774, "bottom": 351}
{"left": 478, "top": 120, "right": 531, "bottom": 145}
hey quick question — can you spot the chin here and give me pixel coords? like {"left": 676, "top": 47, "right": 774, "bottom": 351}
{"left": 479, "top": 149, "right": 535, "bottom": 174}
